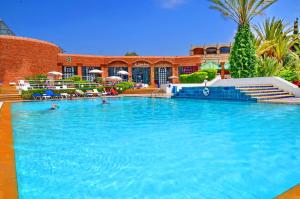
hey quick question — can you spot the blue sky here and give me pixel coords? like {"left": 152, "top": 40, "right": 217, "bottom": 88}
{"left": 1, "top": 0, "right": 299, "bottom": 56}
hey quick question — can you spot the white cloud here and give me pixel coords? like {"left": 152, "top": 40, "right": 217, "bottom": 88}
{"left": 159, "top": 0, "right": 187, "bottom": 9}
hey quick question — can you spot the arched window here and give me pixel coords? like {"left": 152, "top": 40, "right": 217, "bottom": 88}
{"left": 206, "top": 47, "right": 217, "bottom": 54}
{"left": 220, "top": 47, "right": 231, "bottom": 54}
{"left": 193, "top": 48, "right": 204, "bottom": 55}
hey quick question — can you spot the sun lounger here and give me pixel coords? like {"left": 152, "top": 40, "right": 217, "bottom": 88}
{"left": 93, "top": 89, "right": 101, "bottom": 96}
{"left": 85, "top": 90, "right": 95, "bottom": 97}
{"left": 44, "top": 90, "right": 61, "bottom": 99}
{"left": 32, "top": 93, "right": 42, "bottom": 100}
{"left": 102, "top": 91, "right": 108, "bottom": 96}
{"left": 60, "top": 93, "right": 70, "bottom": 98}
{"left": 75, "top": 89, "right": 85, "bottom": 97}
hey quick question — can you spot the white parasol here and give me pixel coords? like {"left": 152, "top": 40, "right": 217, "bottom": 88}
{"left": 168, "top": 76, "right": 178, "bottom": 79}
{"left": 89, "top": 69, "right": 103, "bottom": 74}
{"left": 117, "top": 70, "right": 129, "bottom": 75}
{"left": 48, "top": 71, "right": 63, "bottom": 76}
{"left": 105, "top": 76, "right": 122, "bottom": 82}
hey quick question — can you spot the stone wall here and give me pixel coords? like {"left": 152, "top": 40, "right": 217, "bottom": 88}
{"left": 0, "top": 35, "right": 201, "bottom": 85}
{"left": 0, "top": 36, "right": 60, "bottom": 84}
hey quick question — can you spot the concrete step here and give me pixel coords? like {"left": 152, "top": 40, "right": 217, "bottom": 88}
{"left": 237, "top": 87, "right": 278, "bottom": 91}
{"left": 0, "top": 93, "right": 22, "bottom": 101}
{"left": 0, "top": 94, "right": 20, "bottom": 96}
{"left": 240, "top": 89, "right": 284, "bottom": 94}
{"left": 0, "top": 97, "right": 22, "bottom": 100}
{"left": 1, "top": 100, "right": 23, "bottom": 102}
{"left": 247, "top": 91, "right": 289, "bottom": 97}
{"left": 236, "top": 84, "right": 274, "bottom": 88}
{"left": 255, "top": 94, "right": 295, "bottom": 100}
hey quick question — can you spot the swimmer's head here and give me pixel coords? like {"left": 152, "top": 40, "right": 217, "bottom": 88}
{"left": 51, "top": 104, "right": 59, "bottom": 109}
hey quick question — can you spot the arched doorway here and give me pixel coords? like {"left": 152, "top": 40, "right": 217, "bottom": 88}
{"left": 82, "top": 66, "right": 101, "bottom": 81}
{"left": 154, "top": 61, "right": 172, "bottom": 85}
{"left": 108, "top": 61, "right": 129, "bottom": 81}
{"left": 132, "top": 61, "right": 151, "bottom": 84}
{"left": 158, "top": 67, "right": 167, "bottom": 85}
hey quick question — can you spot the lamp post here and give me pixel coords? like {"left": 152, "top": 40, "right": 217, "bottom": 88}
{"left": 204, "top": 76, "right": 208, "bottom": 87}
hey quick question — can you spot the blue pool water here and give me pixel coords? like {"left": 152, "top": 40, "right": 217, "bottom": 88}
{"left": 12, "top": 98, "right": 300, "bottom": 198}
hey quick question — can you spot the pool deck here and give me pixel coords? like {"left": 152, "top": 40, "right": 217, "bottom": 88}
{"left": 276, "top": 184, "right": 300, "bottom": 198}
{"left": 0, "top": 102, "right": 18, "bottom": 199}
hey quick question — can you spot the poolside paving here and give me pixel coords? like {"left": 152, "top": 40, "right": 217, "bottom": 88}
{"left": 121, "top": 94, "right": 172, "bottom": 98}
{"left": 276, "top": 184, "right": 300, "bottom": 199}
{"left": 0, "top": 102, "right": 18, "bottom": 199}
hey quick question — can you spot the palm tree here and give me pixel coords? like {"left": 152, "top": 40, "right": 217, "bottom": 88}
{"left": 254, "top": 17, "right": 294, "bottom": 62}
{"left": 209, "top": 0, "right": 278, "bottom": 78}
{"left": 256, "top": 56, "right": 282, "bottom": 77}
{"left": 209, "top": 0, "right": 278, "bottom": 26}
{"left": 253, "top": 17, "right": 300, "bottom": 78}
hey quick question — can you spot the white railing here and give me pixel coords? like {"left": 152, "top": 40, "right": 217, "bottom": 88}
{"left": 17, "top": 79, "right": 100, "bottom": 91}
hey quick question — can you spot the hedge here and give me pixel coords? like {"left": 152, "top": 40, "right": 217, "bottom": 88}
{"left": 201, "top": 69, "right": 217, "bottom": 81}
{"left": 115, "top": 82, "right": 134, "bottom": 93}
{"left": 179, "top": 74, "right": 189, "bottom": 83}
{"left": 179, "top": 72, "right": 208, "bottom": 83}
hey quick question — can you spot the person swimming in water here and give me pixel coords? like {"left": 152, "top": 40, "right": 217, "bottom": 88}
{"left": 102, "top": 99, "right": 110, "bottom": 104}
{"left": 50, "top": 104, "right": 59, "bottom": 110}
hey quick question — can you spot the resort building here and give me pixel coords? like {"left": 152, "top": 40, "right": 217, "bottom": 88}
{"left": 0, "top": 20, "right": 231, "bottom": 85}
{"left": 190, "top": 44, "right": 231, "bottom": 64}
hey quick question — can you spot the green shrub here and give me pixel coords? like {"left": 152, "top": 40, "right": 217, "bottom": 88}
{"left": 115, "top": 82, "right": 134, "bottom": 93}
{"left": 95, "top": 77, "right": 103, "bottom": 84}
{"left": 189, "top": 72, "right": 207, "bottom": 83}
{"left": 277, "top": 69, "right": 298, "bottom": 82}
{"left": 179, "top": 72, "right": 208, "bottom": 83}
{"left": 67, "top": 75, "right": 81, "bottom": 82}
{"left": 179, "top": 74, "right": 189, "bottom": 83}
{"left": 201, "top": 69, "right": 217, "bottom": 80}
{"left": 255, "top": 57, "right": 282, "bottom": 77}
{"left": 25, "top": 74, "right": 47, "bottom": 80}
{"left": 21, "top": 89, "right": 45, "bottom": 100}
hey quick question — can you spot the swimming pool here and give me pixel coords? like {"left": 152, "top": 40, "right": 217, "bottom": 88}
{"left": 12, "top": 98, "right": 300, "bottom": 198}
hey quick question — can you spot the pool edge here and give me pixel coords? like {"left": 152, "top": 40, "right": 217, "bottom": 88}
{"left": 0, "top": 102, "right": 18, "bottom": 199}
{"left": 276, "top": 184, "right": 300, "bottom": 199}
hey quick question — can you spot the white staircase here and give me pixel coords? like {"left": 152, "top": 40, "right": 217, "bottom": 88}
{"left": 236, "top": 84, "right": 295, "bottom": 102}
